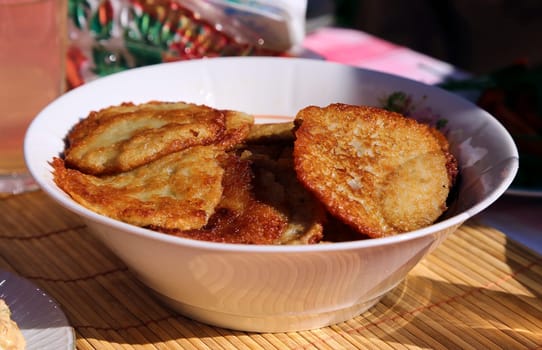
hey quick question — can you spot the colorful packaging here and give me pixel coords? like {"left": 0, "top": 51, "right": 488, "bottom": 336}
{"left": 67, "top": 0, "right": 307, "bottom": 88}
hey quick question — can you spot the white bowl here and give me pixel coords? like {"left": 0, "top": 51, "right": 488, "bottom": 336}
{"left": 24, "top": 57, "right": 518, "bottom": 332}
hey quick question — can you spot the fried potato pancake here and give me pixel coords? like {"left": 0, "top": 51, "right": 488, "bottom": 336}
{"left": 155, "top": 132, "right": 325, "bottom": 245}
{"left": 156, "top": 152, "right": 289, "bottom": 244}
{"left": 53, "top": 145, "right": 225, "bottom": 230}
{"left": 294, "top": 103, "right": 455, "bottom": 238}
{"left": 53, "top": 100, "right": 459, "bottom": 244}
{"left": 65, "top": 101, "right": 253, "bottom": 175}
{"left": 242, "top": 144, "right": 325, "bottom": 245}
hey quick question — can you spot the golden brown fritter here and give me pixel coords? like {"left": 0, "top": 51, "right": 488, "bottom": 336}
{"left": 53, "top": 100, "right": 459, "bottom": 244}
{"left": 158, "top": 138, "right": 325, "bottom": 245}
{"left": 53, "top": 145, "right": 225, "bottom": 230}
{"left": 293, "top": 103, "right": 455, "bottom": 238}
{"left": 242, "top": 144, "right": 326, "bottom": 245}
{"left": 64, "top": 101, "right": 253, "bottom": 175}
{"left": 155, "top": 152, "right": 289, "bottom": 244}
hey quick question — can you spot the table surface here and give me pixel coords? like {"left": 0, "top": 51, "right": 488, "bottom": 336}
{"left": 1, "top": 27, "right": 541, "bottom": 349}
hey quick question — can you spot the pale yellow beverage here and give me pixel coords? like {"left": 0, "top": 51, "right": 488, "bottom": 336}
{"left": 0, "top": 0, "right": 66, "bottom": 184}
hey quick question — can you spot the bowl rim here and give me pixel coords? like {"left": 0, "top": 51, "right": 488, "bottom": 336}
{"left": 24, "top": 56, "right": 519, "bottom": 253}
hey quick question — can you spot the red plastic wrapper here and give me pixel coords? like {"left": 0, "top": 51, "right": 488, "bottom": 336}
{"left": 67, "top": 0, "right": 307, "bottom": 88}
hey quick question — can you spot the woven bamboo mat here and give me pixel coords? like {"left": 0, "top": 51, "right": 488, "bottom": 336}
{"left": 1, "top": 191, "right": 541, "bottom": 349}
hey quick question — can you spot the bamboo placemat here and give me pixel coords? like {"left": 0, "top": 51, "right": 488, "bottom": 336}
{"left": 1, "top": 191, "right": 541, "bottom": 349}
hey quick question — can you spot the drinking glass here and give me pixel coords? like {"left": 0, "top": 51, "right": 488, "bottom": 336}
{"left": 0, "top": 0, "right": 67, "bottom": 195}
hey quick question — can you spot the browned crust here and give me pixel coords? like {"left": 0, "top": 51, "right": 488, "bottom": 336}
{"left": 64, "top": 101, "right": 254, "bottom": 176}
{"left": 53, "top": 100, "right": 458, "bottom": 244}
{"left": 155, "top": 152, "right": 289, "bottom": 244}
{"left": 52, "top": 146, "right": 225, "bottom": 230}
{"left": 242, "top": 144, "right": 326, "bottom": 245}
{"left": 293, "top": 103, "right": 455, "bottom": 238}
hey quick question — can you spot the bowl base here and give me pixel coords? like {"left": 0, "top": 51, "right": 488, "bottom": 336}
{"left": 153, "top": 291, "right": 385, "bottom": 333}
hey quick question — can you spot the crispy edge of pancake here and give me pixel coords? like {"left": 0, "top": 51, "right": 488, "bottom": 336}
{"left": 427, "top": 126, "right": 459, "bottom": 185}
{"left": 154, "top": 152, "right": 289, "bottom": 244}
{"left": 52, "top": 145, "right": 225, "bottom": 230}
{"left": 66, "top": 101, "right": 217, "bottom": 145}
{"left": 293, "top": 103, "right": 455, "bottom": 238}
{"left": 218, "top": 110, "right": 255, "bottom": 149}
{"left": 64, "top": 101, "right": 227, "bottom": 175}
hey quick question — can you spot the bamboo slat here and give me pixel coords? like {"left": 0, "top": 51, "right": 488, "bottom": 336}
{"left": 1, "top": 191, "right": 541, "bottom": 349}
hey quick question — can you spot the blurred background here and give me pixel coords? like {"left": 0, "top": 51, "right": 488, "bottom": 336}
{"left": 307, "top": 0, "right": 542, "bottom": 74}
{"left": 67, "top": 0, "right": 542, "bottom": 84}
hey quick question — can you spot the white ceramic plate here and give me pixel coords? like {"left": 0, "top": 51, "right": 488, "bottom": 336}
{"left": 0, "top": 270, "right": 75, "bottom": 350}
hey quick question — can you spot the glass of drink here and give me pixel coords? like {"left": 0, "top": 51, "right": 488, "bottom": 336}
{"left": 0, "top": 0, "right": 67, "bottom": 196}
